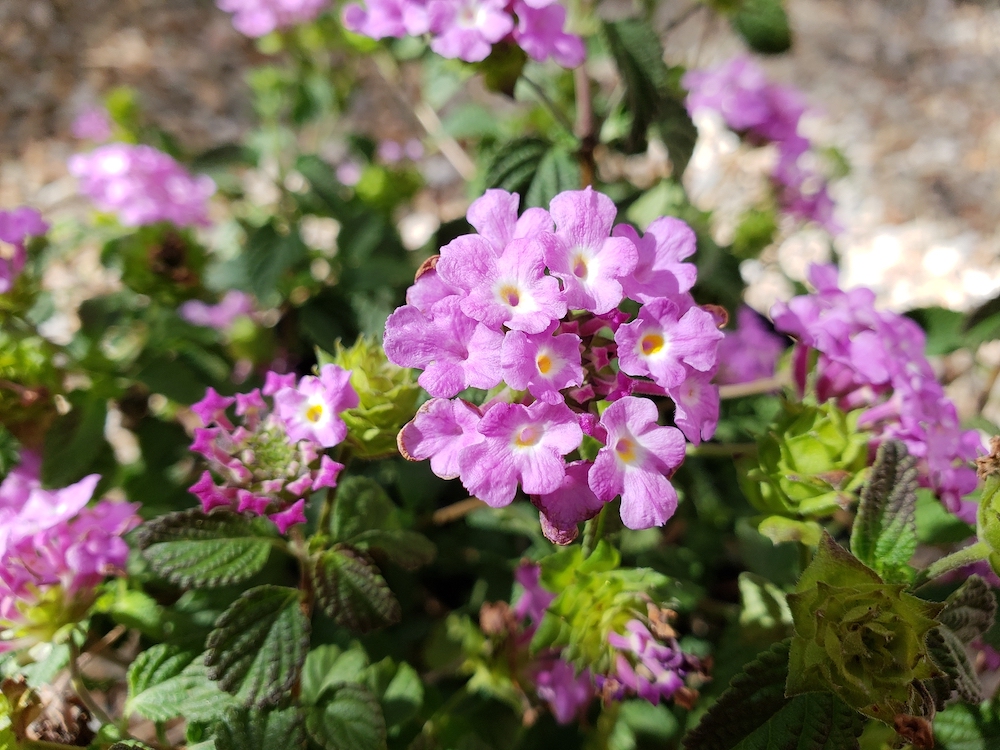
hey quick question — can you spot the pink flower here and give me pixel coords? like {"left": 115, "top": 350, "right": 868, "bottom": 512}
{"left": 589, "top": 397, "right": 685, "bottom": 529}
{"left": 716, "top": 306, "right": 786, "bottom": 385}
{"left": 71, "top": 106, "right": 112, "bottom": 142}
{"left": 616, "top": 297, "right": 723, "bottom": 390}
{"left": 398, "top": 398, "right": 484, "bottom": 480}
{"left": 0, "top": 207, "right": 48, "bottom": 294}
{"left": 458, "top": 401, "right": 583, "bottom": 507}
{"left": 179, "top": 291, "right": 255, "bottom": 330}
{"left": 614, "top": 217, "right": 697, "bottom": 304}
{"left": 274, "top": 365, "right": 359, "bottom": 447}
{"left": 343, "top": 0, "right": 430, "bottom": 38}
{"left": 604, "top": 619, "right": 692, "bottom": 704}
{"left": 501, "top": 327, "right": 583, "bottom": 404}
{"left": 512, "top": 1, "right": 585, "bottom": 68}
{"left": 533, "top": 658, "right": 594, "bottom": 723}
{"left": 427, "top": 0, "right": 514, "bottom": 62}
{"left": 531, "top": 460, "right": 604, "bottom": 544}
{"left": 437, "top": 235, "right": 566, "bottom": 334}
{"left": 68, "top": 144, "right": 215, "bottom": 228}
{"left": 465, "top": 189, "right": 553, "bottom": 256}
{"left": 384, "top": 297, "right": 503, "bottom": 397}
{"left": 541, "top": 187, "right": 638, "bottom": 315}
{"left": 217, "top": 0, "right": 331, "bottom": 36}
{"left": 667, "top": 369, "right": 719, "bottom": 445}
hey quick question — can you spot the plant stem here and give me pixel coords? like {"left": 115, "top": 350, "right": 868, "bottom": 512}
{"left": 68, "top": 639, "right": 116, "bottom": 730}
{"left": 718, "top": 373, "right": 791, "bottom": 400}
{"left": 913, "top": 542, "right": 990, "bottom": 589}
{"left": 520, "top": 75, "right": 575, "bottom": 136}
{"left": 581, "top": 503, "right": 608, "bottom": 558}
{"left": 574, "top": 66, "right": 597, "bottom": 188}
{"left": 685, "top": 442, "right": 757, "bottom": 458}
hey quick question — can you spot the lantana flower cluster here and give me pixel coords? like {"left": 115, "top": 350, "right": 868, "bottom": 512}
{"left": 343, "top": 0, "right": 585, "bottom": 66}
{"left": 716, "top": 306, "right": 786, "bottom": 385}
{"left": 188, "top": 366, "right": 358, "bottom": 533}
{"left": 513, "top": 563, "right": 700, "bottom": 718}
{"left": 387, "top": 187, "right": 725, "bottom": 539}
{"left": 69, "top": 144, "right": 216, "bottom": 228}
{"left": 772, "top": 263, "right": 984, "bottom": 521}
{"left": 217, "top": 0, "right": 331, "bottom": 36}
{"left": 0, "top": 452, "right": 140, "bottom": 650}
{"left": 683, "top": 56, "right": 837, "bottom": 231}
{"left": 0, "top": 207, "right": 48, "bottom": 294}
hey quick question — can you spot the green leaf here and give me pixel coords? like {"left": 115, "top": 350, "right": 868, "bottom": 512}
{"left": 906, "top": 307, "right": 968, "bottom": 356}
{"left": 737, "top": 572, "right": 792, "bottom": 640}
{"left": 206, "top": 585, "right": 311, "bottom": 707}
{"left": 126, "top": 645, "right": 239, "bottom": 722}
{"left": 850, "top": 440, "right": 918, "bottom": 582}
{"left": 732, "top": 207, "right": 778, "bottom": 259}
{"left": 331, "top": 476, "right": 400, "bottom": 540}
{"left": 137, "top": 509, "right": 276, "bottom": 589}
{"left": 731, "top": 0, "right": 792, "bottom": 54}
{"left": 683, "top": 640, "right": 864, "bottom": 750}
{"left": 379, "top": 662, "right": 423, "bottom": 728}
{"left": 244, "top": 223, "right": 308, "bottom": 301}
{"left": 109, "top": 743, "right": 155, "bottom": 750}
{"left": 927, "top": 626, "right": 984, "bottom": 705}
{"left": 524, "top": 147, "right": 580, "bottom": 209}
{"left": 214, "top": 706, "right": 307, "bottom": 750}
{"left": 302, "top": 645, "right": 370, "bottom": 705}
{"left": 757, "top": 516, "right": 822, "bottom": 547}
{"left": 935, "top": 698, "right": 1000, "bottom": 750}
{"left": 349, "top": 529, "right": 436, "bottom": 571}
{"left": 312, "top": 546, "right": 401, "bottom": 634}
{"left": 41, "top": 389, "right": 111, "bottom": 487}
{"left": 939, "top": 576, "right": 997, "bottom": 644}
{"left": 483, "top": 137, "right": 550, "bottom": 197}
{"left": 306, "top": 683, "right": 387, "bottom": 750}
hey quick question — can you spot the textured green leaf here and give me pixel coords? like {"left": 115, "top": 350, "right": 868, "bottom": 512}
{"left": 109, "top": 743, "right": 155, "bottom": 750}
{"left": 349, "top": 529, "right": 436, "bottom": 571}
{"left": 244, "top": 223, "right": 308, "bottom": 301}
{"left": 206, "top": 585, "right": 311, "bottom": 707}
{"left": 215, "top": 706, "right": 307, "bottom": 750}
{"left": 137, "top": 509, "right": 275, "bottom": 589}
{"left": 483, "top": 137, "right": 550, "bottom": 196}
{"left": 313, "top": 546, "right": 401, "bottom": 634}
{"left": 939, "top": 576, "right": 997, "bottom": 644}
{"left": 683, "top": 640, "right": 864, "bottom": 750}
{"left": 927, "top": 626, "right": 984, "bottom": 705}
{"left": 524, "top": 147, "right": 580, "bottom": 209}
{"left": 301, "top": 644, "right": 370, "bottom": 705}
{"left": 935, "top": 699, "right": 1000, "bottom": 750}
{"left": 732, "top": 0, "right": 792, "bottom": 54}
{"left": 42, "top": 390, "right": 111, "bottom": 487}
{"left": 379, "top": 662, "right": 423, "bottom": 728}
{"left": 306, "top": 683, "right": 387, "bottom": 750}
{"left": 331, "top": 476, "right": 401, "bottom": 540}
{"left": 850, "top": 440, "right": 918, "bottom": 582}
{"left": 126, "top": 645, "right": 239, "bottom": 722}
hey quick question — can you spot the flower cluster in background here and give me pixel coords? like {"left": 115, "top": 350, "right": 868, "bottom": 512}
{"left": 683, "top": 56, "right": 837, "bottom": 231}
{"left": 71, "top": 106, "right": 113, "bottom": 143}
{"left": 772, "top": 263, "right": 984, "bottom": 521}
{"left": 0, "top": 207, "right": 48, "bottom": 294}
{"left": 180, "top": 290, "right": 256, "bottom": 330}
{"left": 342, "top": 0, "right": 585, "bottom": 66}
{"left": 217, "top": 0, "right": 331, "bottom": 37}
{"left": 188, "top": 366, "right": 358, "bottom": 533}
{"left": 69, "top": 143, "right": 216, "bottom": 228}
{"left": 387, "top": 187, "right": 724, "bottom": 538}
{"left": 0, "top": 452, "right": 140, "bottom": 650}
{"left": 716, "top": 306, "right": 786, "bottom": 385}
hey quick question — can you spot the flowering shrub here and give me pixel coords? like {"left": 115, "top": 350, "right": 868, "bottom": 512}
{"left": 0, "top": 3, "right": 998, "bottom": 750}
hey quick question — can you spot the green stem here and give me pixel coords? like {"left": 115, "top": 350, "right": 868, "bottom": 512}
{"left": 581, "top": 504, "right": 609, "bottom": 558}
{"left": 685, "top": 442, "right": 757, "bottom": 458}
{"left": 520, "top": 76, "right": 576, "bottom": 136}
{"left": 68, "top": 640, "right": 116, "bottom": 730}
{"left": 316, "top": 446, "right": 350, "bottom": 535}
{"left": 718, "top": 373, "right": 790, "bottom": 400}
{"left": 913, "top": 542, "right": 990, "bottom": 589}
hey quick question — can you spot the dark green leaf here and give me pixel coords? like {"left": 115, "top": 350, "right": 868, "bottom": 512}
{"left": 137, "top": 509, "right": 276, "bottom": 589}
{"left": 906, "top": 307, "right": 968, "bottom": 356}
{"left": 312, "top": 545, "right": 401, "bottom": 634}
{"left": 483, "top": 137, "right": 550, "bottom": 197}
{"left": 206, "top": 585, "right": 311, "bottom": 707}
{"left": 110, "top": 743, "right": 154, "bottom": 750}
{"left": 349, "top": 529, "right": 436, "bottom": 571}
{"left": 42, "top": 390, "right": 110, "bottom": 487}
{"left": 850, "top": 440, "right": 918, "bottom": 582}
{"left": 126, "top": 645, "right": 239, "bottom": 722}
{"left": 939, "top": 576, "right": 997, "bottom": 644}
{"left": 927, "top": 626, "right": 984, "bottom": 705}
{"left": 732, "top": 0, "right": 792, "bottom": 54}
{"left": 683, "top": 640, "right": 864, "bottom": 750}
{"left": 0, "top": 424, "right": 20, "bottom": 478}
{"left": 935, "top": 698, "right": 1000, "bottom": 750}
{"left": 331, "top": 476, "right": 401, "bottom": 540}
{"left": 244, "top": 223, "right": 308, "bottom": 301}
{"left": 215, "top": 706, "right": 307, "bottom": 750}
{"left": 524, "top": 147, "right": 580, "bottom": 209}
{"left": 306, "top": 683, "right": 387, "bottom": 750}
{"left": 301, "top": 645, "right": 370, "bottom": 705}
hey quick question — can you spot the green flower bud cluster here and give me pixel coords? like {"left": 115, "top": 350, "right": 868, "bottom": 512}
{"left": 787, "top": 534, "right": 942, "bottom": 721}
{"left": 975, "top": 437, "right": 1000, "bottom": 576}
{"left": 322, "top": 336, "right": 420, "bottom": 459}
{"left": 739, "top": 399, "right": 869, "bottom": 520}
{"left": 531, "top": 542, "right": 669, "bottom": 674}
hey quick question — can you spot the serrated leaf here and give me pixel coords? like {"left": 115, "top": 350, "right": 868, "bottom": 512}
{"left": 524, "top": 147, "right": 580, "bottom": 209}
{"left": 483, "top": 137, "right": 550, "bottom": 196}
{"left": 244, "top": 223, "right": 308, "bottom": 301}
{"left": 312, "top": 546, "right": 401, "bottom": 634}
{"left": 935, "top": 698, "right": 1000, "bottom": 750}
{"left": 126, "top": 646, "right": 239, "bottom": 722}
{"left": 331, "top": 476, "right": 400, "bottom": 540}
{"left": 214, "top": 706, "right": 307, "bottom": 750}
{"left": 850, "top": 440, "right": 918, "bottom": 581}
{"left": 306, "top": 683, "right": 387, "bottom": 750}
{"left": 138, "top": 509, "right": 275, "bottom": 589}
{"left": 206, "top": 585, "right": 311, "bottom": 707}
{"left": 731, "top": 0, "right": 792, "bottom": 54}
{"left": 349, "top": 529, "right": 436, "bottom": 570}
{"left": 939, "top": 576, "right": 997, "bottom": 644}
{"left": 683, "top": 640, "right": 864, "bottom": 750}
{"left": 927, "top": 627, "right": 984, "bottom": 705}
{"left": 302, "top": 644, "right": 370, "bottom": 705}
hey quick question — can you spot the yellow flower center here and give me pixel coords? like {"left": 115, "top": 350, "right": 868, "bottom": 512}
{"left": 615, "top": 438, "right": 636, "bottom": 463}
{"left": 499, "top": 284, "right": 520, "bottom": 307}
{"left": 572, "top": 254, "right": 588, "bottom": 279}
{"left": 306, "top": 404, "right": 324, "bottom": 423}
{"left": 536, "top": 352, "right": 553, "bottom": 375}
{"left": 640, "top": 333, "right": 664, "bottom": 356}
{"left": 515, "top": 425, "right": 541, "bottom": 448}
